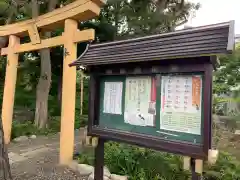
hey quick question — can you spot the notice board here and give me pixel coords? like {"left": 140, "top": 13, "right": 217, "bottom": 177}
{"left": 98, "top": 73, "right": 204, "bottom": 145}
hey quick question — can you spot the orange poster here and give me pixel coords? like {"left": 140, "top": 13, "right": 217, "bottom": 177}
{"left": 192, "top": 76, "right": 201, "bottom": 110}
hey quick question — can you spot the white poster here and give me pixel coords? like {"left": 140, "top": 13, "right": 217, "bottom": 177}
{"left": 160, "top": 75, "right": 202, "bottom": 135}
{"left": 124, "top": 76, "right": 156, "bottom": 127}
{"left": 103, "top": 82, "right": 123, "bottom": 114}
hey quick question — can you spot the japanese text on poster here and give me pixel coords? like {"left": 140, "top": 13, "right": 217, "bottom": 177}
{"left": 124, "top": 76, "right": 156, "bottom": 126}
{"left": 103, "top": 82, "right": 123, "bottom": 114}
{"left": 160, "top": 75, "right": 202, "bottom": 135}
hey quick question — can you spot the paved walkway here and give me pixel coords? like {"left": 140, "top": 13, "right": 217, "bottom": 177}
{"left": 7, "top": 129, "right": 87, "bottom": 180}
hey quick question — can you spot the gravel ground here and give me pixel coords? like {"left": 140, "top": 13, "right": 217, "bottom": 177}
{"left": 8, "top": 130, "right": 87, "bottom": 180}
{"left": 11, "top": 150, "right": 86, "bottom": 180}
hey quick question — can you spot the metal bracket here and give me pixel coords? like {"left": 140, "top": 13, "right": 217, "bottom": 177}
{"left": 64, "top": 48, "right": 70, "bottom": 57}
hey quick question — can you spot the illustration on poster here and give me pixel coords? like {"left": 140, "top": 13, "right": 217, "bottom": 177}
{"left": 124, "top": 76, "right": 157, "bottom": 127}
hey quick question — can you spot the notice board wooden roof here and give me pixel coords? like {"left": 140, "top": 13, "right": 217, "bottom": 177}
{"left": 70, "top": 21, "right": 235, "bottom": 66}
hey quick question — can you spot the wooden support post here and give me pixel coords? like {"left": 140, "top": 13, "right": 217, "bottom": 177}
{"left": 191, "top": 158, "right": 202, "bottom": 180}
{"left": 195, "top": 159, "right": 203, "bottom": 174}
{"left": 183, "top": 156, "right": 191, "bottom": 170}
{"left": 94, "top": 138, "right": 104, "bottom": 180}
{"left": 1, "top": 35, "right": 20, "bottom": 144}
{"left": 59, "top": 19, "right": 78, "bottom": 165}
{"left": 80, "top": 71, "right": 83, "bottom": 115}
{"left": 86, "top": 136, "right": 92, "bottom": 146}
{"left": 208, "top": 149, "right": 219, "bottom": 164}
{"left": 92, "top": 137, "right": 99, "bottom": 147}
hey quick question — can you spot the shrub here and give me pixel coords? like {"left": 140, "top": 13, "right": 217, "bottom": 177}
{"left": 11, "top": 119, "right": 60, "bottom": 139}
{"left": 11, "top": 112, "right": 88, "bottom": 139}
{"left": 78, "top": 142, "right": 190, "bottom": 180}
{"left": 11, "top": 121, "right": 39, "bottom": 139}
{"left": 77, "top": 142, "right": 240, "bottom": 180}
{"left": 204, "top": 151, "right": 240, "bottom": 180}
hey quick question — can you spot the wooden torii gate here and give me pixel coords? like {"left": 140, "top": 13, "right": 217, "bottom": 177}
{"left": 0, "top": 0, "right": 104, "bottom": 165}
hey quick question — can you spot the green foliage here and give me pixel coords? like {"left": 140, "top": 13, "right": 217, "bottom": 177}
{"left": 97, "top": 0, "right": 200, "bottom": 39}
{"left": 78, "top": 142, "right": 190, "bottom": 180}
{"left": 214, "top": 45, "right": 240, "bottom": 95}
{"left": 213, "top": 45, "right": 240, "bottom": 116}
{"left": 11, "top": 120, "right": 56, "bottom": 139}
{"left": 11, "top": 112, "right": 88, "bottom": 139}
{"left": 11, "top": 121, "right": 39, "bottom": 139}
{"left": 104, "top": 143, "right": 189, "bottom": 180}
{"left": 205, "top": 152, "right": 240, "bottom": 180}
{"left": 77, "top": 142, "right": 240, "bottom": 180}
{"left": 125, "top": 0, "right": 200, "bottom": 36}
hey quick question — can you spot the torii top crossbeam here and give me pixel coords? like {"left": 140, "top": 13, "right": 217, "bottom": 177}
{"left": 0, "top": 0, "right": 104, "bottom": 37}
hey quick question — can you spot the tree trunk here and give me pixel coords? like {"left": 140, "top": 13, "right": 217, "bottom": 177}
{"left": 0, "top": 118, "right": 12, "bottom": 180}
{"left": 35, "top": 44, "right": 52, "bottom": 128}
{"left": 57, "top": 66, "right": 63, "bottom": 106}
{"left": 32, "top": 0, "right": 57, "bottom": 128}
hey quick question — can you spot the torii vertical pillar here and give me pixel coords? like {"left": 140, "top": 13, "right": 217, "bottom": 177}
{"left": 2, "top": 35, "right": 20, "bottom": 144}
{"left": 59, "top": 19, "right": 77, "bottom": 165}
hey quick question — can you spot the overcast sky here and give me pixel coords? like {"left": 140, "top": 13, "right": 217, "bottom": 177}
{"left": 181, "top": 0, "right": 240, "bottom": 34}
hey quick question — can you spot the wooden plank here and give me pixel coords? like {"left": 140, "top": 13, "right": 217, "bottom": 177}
{"left": 195, "top": 159, "right": 203, "bottom": 174}
{"left": 1, "top": 36, "right": 63, "bottom": 55}
{"left": 92, "top": 0, "right": 105, "bottom": 6}
{"left": 183, "top": 156, "right": 191, "bottom": 170}
{"left": 80, "top": 71, "right": 84, "bottom": 115}
{"left": 59, "top": 19, "right": 78, "bottom": 165}
{"left": 1, "top": 29, "right": 95, "bottom": 55}
{"left": 208, "top": 149, "right": 219, "bottom": 164}
{"left": 72, "top": 29, "right": 95, "bottom": 43}
{"left": 191, "top": 159, "right": 202, "bottom": 180}
{"left": 0, "top": 0, "right": 103, "bottom": 37}
{"left": 1, "top": 35, "right": 20, "bottom": 144}
{"left": 92, "top": 137, "right": 99, "bottom": 147}
{"left": 27, "top": 24, "right": 41, "bottom": 45}
{"left": 86, "top": 136, "right": 92, "bottom": 145}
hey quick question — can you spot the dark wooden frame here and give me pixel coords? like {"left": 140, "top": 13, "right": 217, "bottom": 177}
{"left": 87, "top": 57, "right": 213, "bottom": 160}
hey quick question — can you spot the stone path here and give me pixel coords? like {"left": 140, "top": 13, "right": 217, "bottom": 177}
{"left": 7, "top": 129, "right": 87, "bottom": 180}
